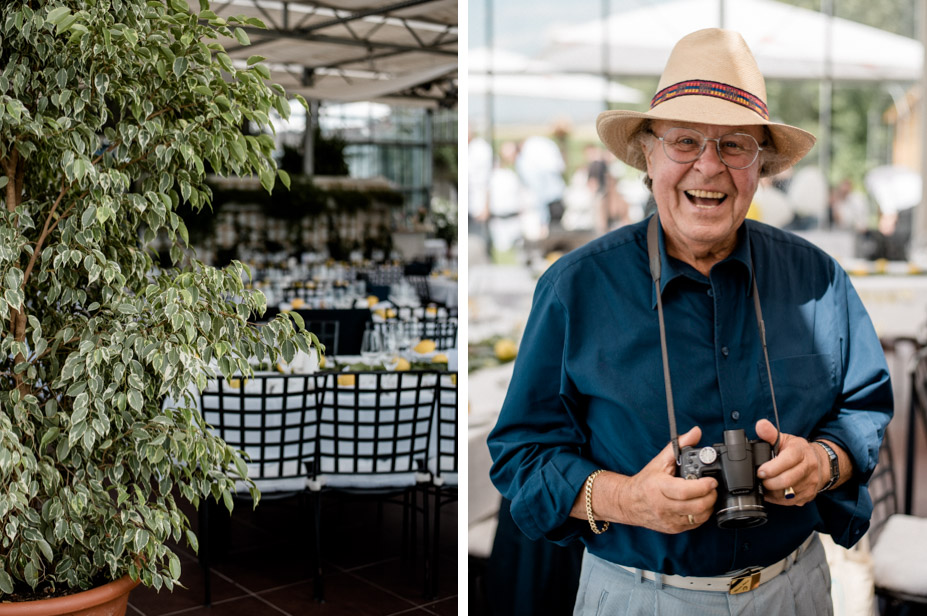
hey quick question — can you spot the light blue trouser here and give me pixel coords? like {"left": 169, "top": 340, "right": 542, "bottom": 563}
{"left": 573, "top": 534, "right": 833, "bottom": 616}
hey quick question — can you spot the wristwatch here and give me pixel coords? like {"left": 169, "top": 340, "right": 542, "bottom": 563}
{"left": 814, "top": 441, "right": 839, "bottom": 492}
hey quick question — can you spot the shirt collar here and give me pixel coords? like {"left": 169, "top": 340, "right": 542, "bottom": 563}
{"left": 650, "top": 221, "right": 754, "bottom": 309}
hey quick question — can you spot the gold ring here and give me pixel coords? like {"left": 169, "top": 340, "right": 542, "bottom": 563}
{"left": 784, "top": 486, "right": 796, "bottom": 499}
{"left": 687, "top": 514, "right": 696, "bottom": 525}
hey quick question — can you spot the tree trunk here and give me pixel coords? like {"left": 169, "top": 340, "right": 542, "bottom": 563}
{"left": 3, "top": 150, "right": 27, "bottom": 391}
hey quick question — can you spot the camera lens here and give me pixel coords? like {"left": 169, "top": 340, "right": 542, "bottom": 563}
{"left": 716, "top": 493, "right": 767, "bottom": 529}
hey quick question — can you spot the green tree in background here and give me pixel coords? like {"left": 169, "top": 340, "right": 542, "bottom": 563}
{"left": 781, "top": 0, "right": 916, "bottom": 38}
{"left": 768, "top": 0, "right": 918, "bottom": 187}
{"left": 0, "top": 0, "right": 316, "bottom": 599}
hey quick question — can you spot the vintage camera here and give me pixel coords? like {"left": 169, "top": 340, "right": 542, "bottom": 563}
{"left": 678, "top": 429, "right": 773, "bottom": 529}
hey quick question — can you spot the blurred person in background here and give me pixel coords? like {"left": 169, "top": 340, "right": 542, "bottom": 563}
{"left": 562, "top": 145, "right": 634, "bottom": 236}
{"left": 829, "top": 177, "right": 870, "bottom": 233}
{"left": 489, "top": 28, "right": 892, "bottom": 616}
{"left": 784, "top": 166, "right": 828, "bottom": 230}
{"left": 488, "top": 141, "right": 530, "bottom": 263}
{"left": 469, "top": 127, "right": 494, "bottom": 261}
{"left": 750, "top": 176, "right": 794, "bottom": 229}
{"left": 588, "top": 145, "right": 632, "bottom": 234}
{"left": 517, "top": 134, "right": 567, "bottom": 237}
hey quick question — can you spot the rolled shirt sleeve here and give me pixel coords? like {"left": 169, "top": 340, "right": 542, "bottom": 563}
{"left": 488, "top": 277, "right": 597, "bottom": 543}
{"left": 812, "top": 272, "right": 893, "bottom": 547}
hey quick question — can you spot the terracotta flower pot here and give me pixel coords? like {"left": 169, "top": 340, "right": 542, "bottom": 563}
{"left": 0, "top": 575, "right": 139, "bottom": 616}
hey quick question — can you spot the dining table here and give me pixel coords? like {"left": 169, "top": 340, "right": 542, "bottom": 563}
{"left": 427, "top": 273, "right": 459, "bottom": 308}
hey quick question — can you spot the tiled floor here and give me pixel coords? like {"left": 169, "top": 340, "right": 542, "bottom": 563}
{"left": 127, "top": 490, "right": 457, "bottom": 616}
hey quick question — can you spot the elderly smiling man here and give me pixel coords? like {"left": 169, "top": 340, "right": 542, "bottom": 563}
{"left": 488, "top": 28, "right": 893, "bottom": 615}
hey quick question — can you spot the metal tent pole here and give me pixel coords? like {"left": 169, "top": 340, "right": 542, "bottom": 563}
{"left": 914, "top": 0, "right": 927, "bottom": 256}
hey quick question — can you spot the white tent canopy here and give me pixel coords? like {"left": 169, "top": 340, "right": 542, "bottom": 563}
{"left": 470, "top": 47, "right": 558, "bottom": 74}
{"left": 469, "top": 48, "right": 642, "bottom": 103}
{"left": 190, "top": 0, "right": 458, "bottom": 107}
{"left": 469, "top": 73, "right": 642, "bottom": 102}
{"left": 539, "top": 0, "right": 922, "bottom": 82}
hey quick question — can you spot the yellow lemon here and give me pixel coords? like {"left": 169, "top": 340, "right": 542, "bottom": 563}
{"left": 291, "top": 298, "right": 305, "bottom": 309}
{"left": 425, "top": 306, "right": 438, "bottom": 315}
{"left": 386, "top": 308, "right": 397, "bottom": 319}
{"left": 367, "top": 295, "right": 379, "bottom": 307}
{"left": 395, "top": 358, "right": 411, "bottom": 371}
{"left": 319, "top": 355, "right": 327, "bottom": 368}
{"left": 374, "top": 308, "right": 387, "bottom": 319}
{"left": 414, "top": 339, "right": 436, "bottom": 354}
{"left": 875, "top": 258, "right": 888, "bottom": 274}
{"left": 337, "top": 374, "right": 356, "bottom": 387}
{"left": 431, "top": 353, "right": 448, "bottom": 364}
{"left": 494, "top": 338, "right": 518, "bottom": 362}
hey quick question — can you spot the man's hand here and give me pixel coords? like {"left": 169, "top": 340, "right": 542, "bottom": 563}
{"left": 755, "top": 419, "right": 825, "bottom": 506}
{"left": 614, "top": 426, "right": 719, "bottom": 533}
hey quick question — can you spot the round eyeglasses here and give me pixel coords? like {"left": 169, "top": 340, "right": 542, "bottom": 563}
{"left": 655, "top": 127, "right": 763, "bottom": 170}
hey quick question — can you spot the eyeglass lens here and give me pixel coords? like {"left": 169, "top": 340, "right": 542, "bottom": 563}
{"left": 660, "top": 127, "right": 760, "bottom": 169}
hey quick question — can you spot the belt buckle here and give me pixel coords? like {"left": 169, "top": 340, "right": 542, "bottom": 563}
{"left": 729, "top": 569, "right": 762, "bottom": 595}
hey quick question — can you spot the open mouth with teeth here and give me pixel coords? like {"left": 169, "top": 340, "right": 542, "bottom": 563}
{"left": 685, "top": 189, "right": 728, "bottom": 208}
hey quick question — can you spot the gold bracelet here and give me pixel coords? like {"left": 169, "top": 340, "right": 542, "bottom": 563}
{"left": 584, "top": 469, "right": 610, "bottom": 535}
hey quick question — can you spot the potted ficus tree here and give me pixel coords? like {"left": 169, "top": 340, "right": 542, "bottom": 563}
{"left": 0, "top": 0, "right": 316, "bottom": 610}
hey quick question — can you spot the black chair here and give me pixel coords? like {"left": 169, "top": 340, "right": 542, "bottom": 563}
{"left": 869, "top": 428, "right": 927, "bottom": 614}
{"left": 366, "top": 283, "right": 392, "bottom": 303}
{"left": 300, "top": 309, "right": 372, "bottom": 356}
{"left": 197, "top": 373, "right": 317, "bottom": 605}
{"left": 307, "top": 370, "right": 438, "bottom": 601}
{"left": 264, "top": 308, "right": 372, "bottom": 356}
{"left": 425, "top": 371, "right": 458, "bottom": 598}
{"left": 405, "top": 275, "right": 434, "bottom": 305}
{"left": 303, "top": 319, "right": 339, "bottom": 356}
{"left": 403, "top": 260, "right": 434, "bottom": 277}
{"left": 363, "top": 265, "right": 404, "bottom": 287}
{"left": 281, "top": 283, "right": 325, "bottom": 303}
{"left": 419, "top": 319, "right": 458, "bottom": 351}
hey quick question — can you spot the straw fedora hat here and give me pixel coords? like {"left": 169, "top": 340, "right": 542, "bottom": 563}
{"left": 596, "top": 28, "right": 815, "bottom": 177}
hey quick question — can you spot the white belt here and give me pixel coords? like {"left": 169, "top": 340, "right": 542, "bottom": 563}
{"left": 618, "top": 533, "right": 816, "bottom": 595}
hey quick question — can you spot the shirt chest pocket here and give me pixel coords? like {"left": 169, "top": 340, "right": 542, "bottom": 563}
{"left": 758, "top": 353, "right": 838, "bottom": 436}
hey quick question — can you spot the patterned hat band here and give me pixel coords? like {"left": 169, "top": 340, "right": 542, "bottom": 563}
{"left": 650, "top": 80, "right": 769, "bottom": 121}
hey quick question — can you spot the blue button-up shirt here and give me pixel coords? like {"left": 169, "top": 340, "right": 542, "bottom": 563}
{"left": 488, "top": 217, "right": 893, "bottom": 576}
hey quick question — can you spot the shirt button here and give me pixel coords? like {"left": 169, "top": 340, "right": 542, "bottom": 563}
{"left": 707, "top": 288, "right": 714, "bottom": 297}
{"left": 731, "top": 410, "right": 740, "bottom": 421}
{"left": 721, "top": 346, "right": 730, "bottom": 357}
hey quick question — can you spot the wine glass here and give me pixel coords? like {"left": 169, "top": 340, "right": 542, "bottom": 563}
{"left": 360, "top": 328, "right": 383, "bottom": 365}
{"left": 397, "top": 321, "right": 419, "bottom": 354}
{"left": 383, "top": 322, "right": 400, "bottom": 358}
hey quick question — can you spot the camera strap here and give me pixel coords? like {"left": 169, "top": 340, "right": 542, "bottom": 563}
{"left": 646, "top": 215, "right": 782, "bottom": 463}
